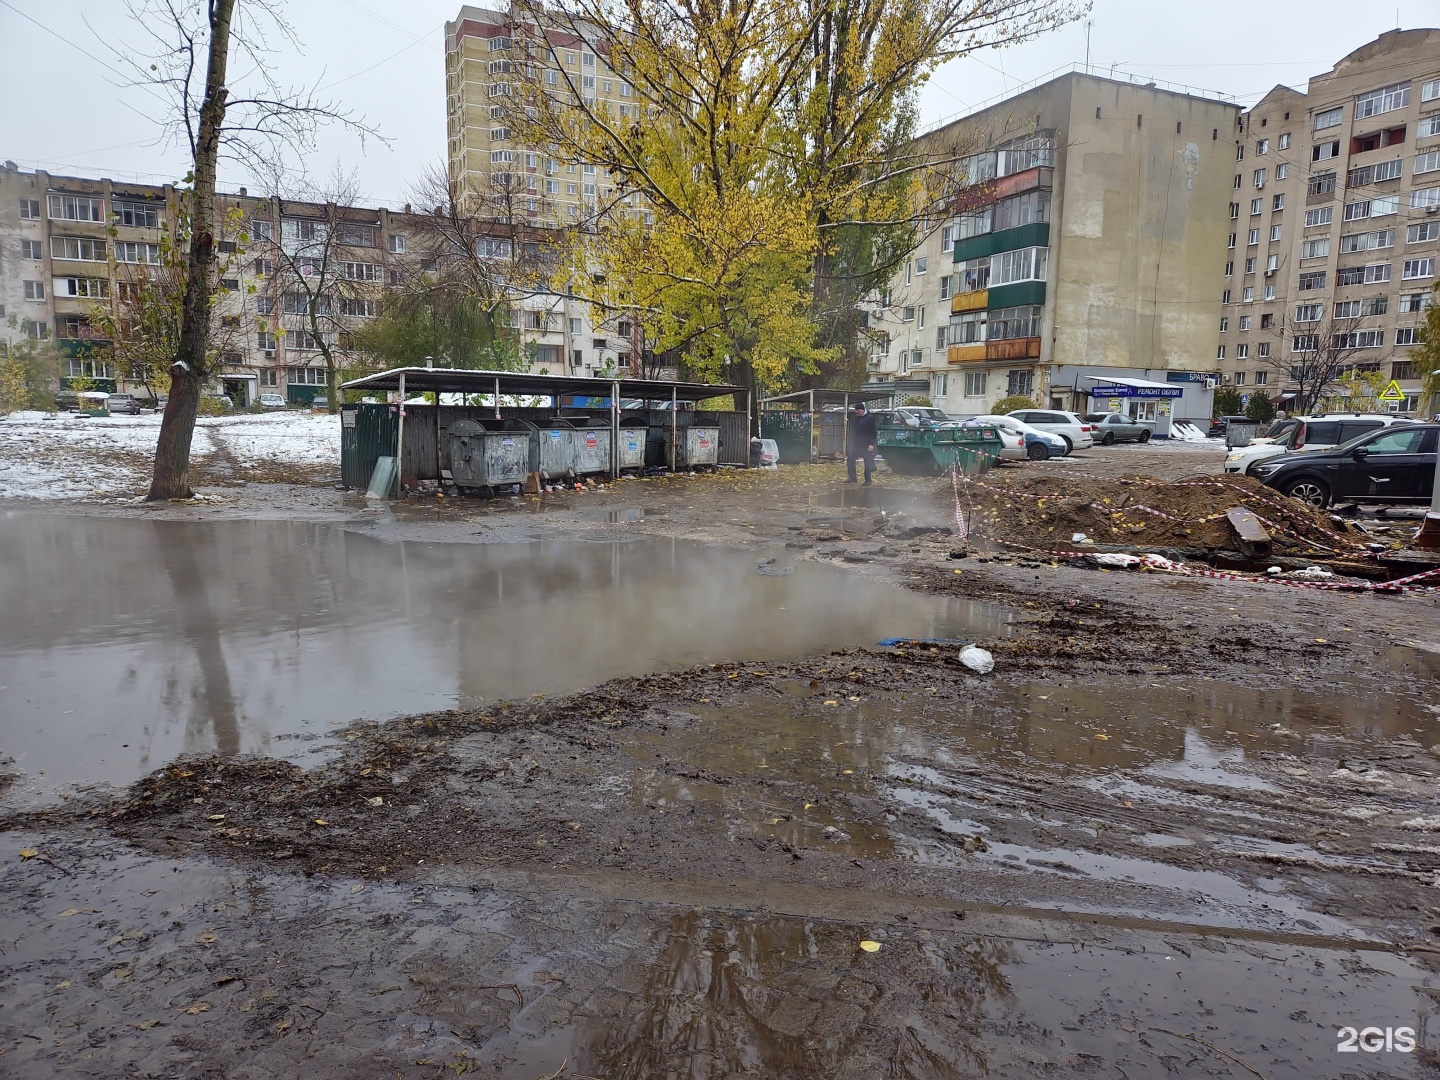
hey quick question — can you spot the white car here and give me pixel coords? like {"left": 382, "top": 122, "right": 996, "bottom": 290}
{"left": 1223, "top": 414, "right": 1409, "bottom": 475}
{"left": 258, "top": 393, "right": 286, "bottom": 409}
{"left": 1006, "top": 409, "right": 1095, "bottom": 451}
{"left": 968, "top": 415, "right": 1069, "bottom": 461}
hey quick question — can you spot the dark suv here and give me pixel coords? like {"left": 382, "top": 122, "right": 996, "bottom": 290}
{"left": 1252, "top": 423, "right": 1438, "bottom": 508}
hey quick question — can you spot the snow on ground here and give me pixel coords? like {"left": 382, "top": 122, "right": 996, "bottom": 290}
{"left": 0, "top": 410, "right": 340, "bottom": 500}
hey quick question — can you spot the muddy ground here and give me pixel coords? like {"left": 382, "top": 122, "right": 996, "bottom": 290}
{"left": 4, "top": 444, "right": 1440, "bottom": 1078}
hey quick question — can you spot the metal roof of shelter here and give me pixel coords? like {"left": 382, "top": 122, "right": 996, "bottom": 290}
{"left": 339, "top": 366, "right": 747, "bottom": 403}
{"left": 760, "top": 388, "right": 898, "bottom": 408}
{"left": 1080, "top": 376, "right": 1178, "bottom": 391}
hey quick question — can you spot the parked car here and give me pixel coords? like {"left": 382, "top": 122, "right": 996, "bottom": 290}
{"left": 54, "top": 390, "right": 80, "bottom": 412}
{"left": 1006, "top": 408, "right": 1095, "bottom": 452}
{"left": 967, "top": 415, "right": 1068, "bottom": 461}
{"left": 1084, "top": 412, "right": 1153, "bottom": 444}
{"left": 258, "top": 393, "right": 286, "bottom": 410}
{"left": 1207, "top": 414, "right": 1251, "bottom": 438}
{"left": 1223, "top": 414, "right": 1409, "bottom": 476}
{"left": 310, "top": 396, "right": 329, "bottom": 413}
{"left": 106, "top": 393, "right": 143, "bottom": 415}
{"left": 1252, "top": 423, "right": 1438, "bottom": 508}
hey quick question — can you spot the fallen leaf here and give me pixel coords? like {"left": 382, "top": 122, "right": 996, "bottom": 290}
{"left": 19, "top": 849, "right": 37, "bottom": 860}
{"left": 194, "top": 932, "right": 218, "bottom": 945}
{"left": 804, "top": 803, "right": 816, "bottom": 810}
{"left": 184, "top": 1001, "right": 212, "bottom": 1015}
{"left": 848, "top": 695, "right": 861, "bottom": 701}
{"left": 275, "top": 1018, "right": 292, "bottom": 1033}
{"left": 214, "top": 974, "right": 238, "bottom": 985}
{"left": 1094, "top": 733, "right": 1110, "bottom": 741}
{"left": 859, "top": 940, "right": 882, "bottom": 953}
{"left": 351, "top": 884, "right": 364, "bottom": 893}
{"left": 56, "top": 981, "right": 71, "bottom": 990}
{"left": 366, "top": 796, "right": 383, "bottom": 807}
{"left": 1314, "top": 638, "right": 1327, "bottom": 644}
{"left": 824, "top": 700, "right": 839, "bottom": 706}
{"left": 133, "top": 1019, "right": 162, "bottom": 1030}
{"left": 313, "top": 819, "right": 328, "bottom": 825}
{"left": 842, "top": 769, "right": 854, "bottom": 775}
{"left": 57, "top": 908, "right": 82, "bottom": 917}
{"left": 205, "top": 814, "right": 226, "bottom": 822}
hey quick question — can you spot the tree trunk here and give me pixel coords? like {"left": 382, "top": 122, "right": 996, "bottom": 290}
{"left": 148, "top": 0, "right": 236, "bottom": 500}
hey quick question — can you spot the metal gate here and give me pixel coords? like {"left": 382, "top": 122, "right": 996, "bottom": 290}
{"left": 340, "top": 403, "right": 399, "bottom": 491}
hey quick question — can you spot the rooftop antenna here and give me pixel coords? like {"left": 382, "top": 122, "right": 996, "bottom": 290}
{"left": 1084, "top": 19, "right": 1093, "bottom": 75}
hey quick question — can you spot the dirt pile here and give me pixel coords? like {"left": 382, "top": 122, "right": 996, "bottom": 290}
{"left": 944, "top": 468, "right": 1367, "bottom": 555}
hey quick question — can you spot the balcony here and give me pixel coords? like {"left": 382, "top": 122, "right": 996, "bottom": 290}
{"left": 987, "top": 281, "right": 1046, "bottom": 308}
{"left": 953, "top": 166, "right": 1053, "bottom": 215}
{"left": 947, "top": 344, "right": 987, "bottom": 364}
{"left": 985, "top": 337, "right": 1041, "bottom": 361}
{"left": 951, "top": 290, "right": 988, "bottom": 314}
{"left": 951, "top": 221, "right": 1050, "bottom": 263}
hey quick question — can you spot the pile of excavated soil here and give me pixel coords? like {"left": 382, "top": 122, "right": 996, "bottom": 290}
{"left": 942, "top": 467, "right": 1367, "bottom": 555}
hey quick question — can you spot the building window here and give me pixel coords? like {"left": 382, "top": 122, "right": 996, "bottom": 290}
{"left": 901, "top": 306, "right": 915, "bottom": 322}
{"left": 1403, "top": 257, "right": 1436, "bottom": 279}
{"left": 1279, "top": 133, "right": 1291, "bottom": 149}
{"left": 1256, "top": 139, "right": 1268, "bottom": 155}
{"left": 1411, "top": 187, "right": 1440, "bottom": 209}
{"left": 1314, "top": 140, "right": 1341, "bottom": 161}
{"left": 1408, "top": 222, "right": 1440, "bottom": 243}
{"left": 1219, "top": 317, "right": 1229, "bottom": 333}
{"left": 1250, "top": 198, "right": 1263, "bottom": 215}
{"left": 260, "top": 368, "right": 278, "bottom": 386}
{"left": 941, "top": 226, "right": 954, "bottom": 252}
{"left": 112, "top": 200, "right": 159, "bottom": 228}
{"left": 1234, "top": 175, "right": 1242, "bottom": 190}
{"left": 1261, "top": 313, "right": 1275, "bottom": 329}
{"left": 1263, "top": 284, "right": 1276, "bottom": 300}
{"left": 285, "top": 330, "right": 325, "bottom": 350}
{"left": 287, "top": 366, "right": 326, "bottom": 384}
{"left": 51, "top": 236, "right": 107, "bottom": 261}
{"left": 938, "top": 275, "right": 952, "bottom": 300}
{"left": 1308, "top": 173, "right": 1337, "bottom": 197}
{"left": 1339, "top": 229, "right": 1394, "bottom": 253}
{"left": 1247, "top": 229, "right": 1260, "bottom": 246}
{"left": 1400, "top": 291, "right": 1431, "bottom": 312}
{"left": 47, "top": 194, "right": 104, "bottom": 222}
{"left": 1224, "top": 260, "right": 1234, "bottom": 276}
{"left": 1273, "top": 194, "right": 1285, "bottom": 211}
{"left": 20, "top": 239, "right": 42, "bottom": 259}
{"left": 963, "top": 371, "right": 986, "bottom": 397}
{"left": 1333, "top": 330, "right": 1384, "bottom": 349}
{"left": 1393, "top": 329, "right": 1418, "bottom": 347}
{"left": 59, "top": 277, "right": 107, "bottom": 298}
{"left": 1270, "top": 225, "right": 1282, "bottom": 242}
{"left": 23, "top": 280, "right": 45, "bottom": 301}
{"left": 255, "top": 295, "right": 274, "bottom": 315}
{"left": 388, "top": 234, "right": 406, "bottom": 254}
{"left": 1222, "top": 289, "right": 1231, "bottom": 303}
{"left": 1314, "top": 106, "right": 1343, "bottom": 130}
{"left": 1237, "top": 145, "right": 1245, "bottom": 161}
{"left": 341, "top": 262, "right": 380, "bottom": 282}
{"left": 1230, "top": 202, "right": 1240, "bottom": 220}
{"left": 1253, "top": 169, "right": 1266, "bottom": 187}
{"left": 1227, "top": 233, "right": 1236, "bottom": 249}
{"left": 115, "top": 240, "right": 161, "bottom": 264}
{"left": 1355, "top": 82, "right": 1410, "bottom": 119}
{"left": 1298, "top": 272, "right": 1327, "bottom": 292}
{"left": 1421, "top": 114, "right": 1440, "bottom": 139}
{"left": 933, "top": 373, "right": 948, "bottom": 397}
{"left": 1301, "top": 238, "right": 1330, "bottom": 259}
{"left": 1242, "top": 286, "right": 1254, "bottom": 302}
{"left": 1216, "top": 345, "right": 1225, "bottom": 359}
{"left": 1304, "top": 206, "right": 1333, "bottom": 228}
{"left": 1295, "top": 303, "right": 1324, "bottom": 322}
{"left": 915, "top": 257, "right": 927, "bottom": 275}
{"left": 339, "top": 297, "right": 376, "bottom": 318}
{"left": 1245, "top": 257, "right": 1257, "bottom": 273}
{"left": 257, "top": 331, "right": 276, "bottom": 351}
{"left": 1238, "top": 315, "right": 1251, "bottom": 330}
{"left": 1006, "top": 369, "right": 1033, "bottom": 397}
{"left": 18, "top": 198, "right": 40, "bottom": 219}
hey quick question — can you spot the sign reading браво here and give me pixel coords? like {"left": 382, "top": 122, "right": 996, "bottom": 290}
{"left": 1378, "top": 380, "right": 1405, "bottom": 402}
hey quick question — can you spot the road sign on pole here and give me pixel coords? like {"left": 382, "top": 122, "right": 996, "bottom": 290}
{"left": 1378, "top": 380, "right": 1405, "bottom": 402}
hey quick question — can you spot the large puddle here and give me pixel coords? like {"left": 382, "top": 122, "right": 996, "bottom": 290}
{"left": 0, "top": 513, "right": 1012, "bottom": 797}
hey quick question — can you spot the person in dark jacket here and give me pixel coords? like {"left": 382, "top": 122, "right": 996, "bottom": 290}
{"left": 846, "top": 402, "right": 879, "bottom": 484}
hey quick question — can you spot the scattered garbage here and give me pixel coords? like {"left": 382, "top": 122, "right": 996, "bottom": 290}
{"left": 959, "top": 645, "right": 994, "bottom": 674}
{"left": 822, "top": 825, "right": 851, "bottom": 842}
{"left": 1092, "top": 553, "right": 1141, "bottom": 569}
{"left": 1285, "top": 565, "right": 1335, "bottom": 581}
{"left": 1071, "top": 532, "right": 1088, "bottom": 543}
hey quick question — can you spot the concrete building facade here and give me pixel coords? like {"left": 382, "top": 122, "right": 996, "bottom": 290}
{"left": 1216, "top": 30, "right": 1440, "bottom": 415}
{"left": 0, "top": 163, "right": 609, "bottom": 403}
{"left": 865, "top": 71, "right": 1240, "bottom": 425}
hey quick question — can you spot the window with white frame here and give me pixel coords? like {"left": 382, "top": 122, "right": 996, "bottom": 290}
{"left": 339, "top": 297, "right": 376, "bottom": 318}
{"left": 18, "top": 198, "right": 40, "bottom": 219}
{"left": 1416, "top": 151, "right": 1440, "bottom": 176}
{"left": 1250, "top": 198, "right": 1263, "bottom": 215}
{"left": 1270, "top": 224, "right": 1282, "bottom": 242}
{"left": 388, "top": 234, "right": 406, "bottom": 254}
{"left": 1295, "top": 303, "right": 1324, "bottom": 322}
{"left": 1276, "top": 163, "right": 1288, "bottom": 180}
{"left": 1227, "top": 233, "right": 1236, "bottom": 249}
{"left": 255, "top": 295, "right": 274, "bottom": 315}
{"left": 1254, "top": 169, "right": 1266, "bottom": 187}
{"left": 19, "top": 239, "right": 41, "bottom": 259}
{"left": 1304, "top": 207, "right": 1333, "bottom": 228}
{"left": 940, "top": 226, "right": 954, "bottom": 252}
{"left": 51, "top": 236, "right": 107, "bottom": 261}
{"left": 1315, "top": 106, "right": 1343, "bottom": 130}
{"left": 59, "top": 277, "right": 107, "bottom": 298}
{"left": 1216, "top": 345, "right": 1225, "bottom": 359}
{"left": 1279, "top": 133, "right": 1291, "bottom": 149}
{"left": 1314, "top": 140, "right": 1341, "bottom": 161}
{"left": 23, "top": 280, "right": 44, "bottom": 301}
{"left": 1411, "top": 186, "right": 1440, "bottom": 209}
{"left": 963, "top": 371, "right": 986, "bottom": 397}
{"left": 257, "top": 331, "right": 276, "bottom": 351}
{"left": 1409, "top": 222, "right": 1440, "bottom": 243}
{"left": 1403, "top": 257, "right": 1436, "bottom": 279}
{"left": 915, "top": 257, "right": 927, "bottom": 275}
{"left": 1256, "top": 138, "right": 1268, "bottom": 155}
{"left": 1298, "top": 272, "right": 1326, "bottom": 291}
{"left": 1395, "top": 327, "right": 1418, "bottom": 345}
{"left": 1421, "top": 114, "right": 1440, "bottom": 138}
{"left": 1242, "top": 286, "right": 1254, "bottom": 302}
{"left": 1273, "top": 193, "right": 1285, "bottom": 211}
{"left": 1247, "top": 229, "right": 1260, "bottom": 245}
{"left": 1424, "top": 79, "right": 1440, "bottom": 102}
{"left": 251, "top": 219, "right": 273, "bottom": 241}
{"left": 990, "top": 246, "right": 1047, "bottom": 284}
{"left": 112, "top": 199, "right": 159, "bottom": 228}
{"left": 1236, "top": 344, "right": 1249, "bottom": 359}
{"left": 933, "top": 373, "right": 948, "bottom": 397}
{"left": 1219, "top": 316, "right": 1228, "bottom": 332}
{"left": 285, "top": 329, "right": 325, "bottom": 350}
{"left": 1263, "top": 284, "right": 1276, "bottom": 300}
{"left": 1292, "top": 335, "right": 1319, "bottom": 352}
{"left": 1400, "top": 291, "right": 1430, "bottom": 312}
{"left": 1333, "top": 329, "right": 1384, "bottom": 348}
{"left": 47, "top": 194, "right": 103, "bottom": 222}
{"left": 342, "top": 262, "right": 380, "bottom": 281}
{"left": 1238, "top": 315, "right": 1251, "bottom": 330}
{"left": 1245, "top": 257, "right": 1257, "bottom": 273}
{"left": 938, "top": 275, "right": 951, "bottom": 300}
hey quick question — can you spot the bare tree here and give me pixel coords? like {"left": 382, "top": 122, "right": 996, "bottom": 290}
{"left": 1264, "top": 311, "right": 1387, "bottom": 415}
{"left": 117, "top": 0, "right": 380, "bottom": 499}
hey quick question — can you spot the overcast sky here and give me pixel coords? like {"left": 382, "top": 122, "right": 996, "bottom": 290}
{"left": 0, "top": 0, "right": 1435, "bottom": 209}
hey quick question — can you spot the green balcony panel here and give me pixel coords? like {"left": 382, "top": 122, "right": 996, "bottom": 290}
{"left": 951, "top": 232, "right": 999, "bottom": 262}
{"left": 987, "top": 281, "right": 1046, "bottom": 308}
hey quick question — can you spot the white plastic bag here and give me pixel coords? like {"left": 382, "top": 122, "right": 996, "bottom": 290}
{"left": 959, "top": 645, "right": 994, "bottom": 674}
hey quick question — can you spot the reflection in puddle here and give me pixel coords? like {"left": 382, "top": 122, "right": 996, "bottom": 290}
{"left": 0, "top": 515, "right": 1010, "bottom": 797}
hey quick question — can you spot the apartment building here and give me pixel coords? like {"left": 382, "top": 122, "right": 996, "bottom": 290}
{"left": 866, "top": 71, "right": 1239, "bottom": 428}
{"left": 1216, "top": 30, "right": 1440, "bottom": 415}
{"left": 0, "top": 163, "right": 603, "bottom": 403}
{"left": 445, "top": 5, "right": 648, "bottom": 375}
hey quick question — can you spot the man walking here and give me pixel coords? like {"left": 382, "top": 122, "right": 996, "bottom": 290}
{"left": 846, "top": 402, "right": 879, "bottom": 485}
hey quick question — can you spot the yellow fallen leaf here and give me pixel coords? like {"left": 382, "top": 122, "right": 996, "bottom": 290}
{"left": 1094, "top": 733, "right": 1110, "bottom": 741}
{"left": 1314, "top": 638, "right": 1327, "bottom": 644}
{"left": 804, "top": 803, "right": 816, "bottom": 810}
{"left": 366, "top": 796, "right": 383, "bottom": 807}
{"left": 195, "top": 932, "right": 218, "bottom": 945}
{"left": 848, "top": 695, "right": 861, "bottom": 701}
{"left": 859, "top": 940, "right": 882, "bottom": 953}
{"left": 313, "top": 819, "right": 328, "bottom": 825}
{"left": 57, "top": 908, "right": 81, "bottom": 917}
{"left": 205, "top": 814, "right": 226, "bottom": 822}
{"left": 351, "top": 884, "right": 364, "bottom": 893}
{"left": 824, "top": 700, "right": 839, "bottom": 706}
{"left": 20, "top": 848, "right": 37, "bottom": 860}
{"left": 953, "top": 568, "right": 963, "bottom": 574}
{"left": 133, "top": 1019, "right": 162, "bottom": 1030}
{"left": 842, "top": 769, "right": 854, "bottom": 775}
{"left": 185, "top": 1001, "right": 212, "bottom": 1015}
{"left": 275, "top": 1018, "right": 292, "bottom": 1033}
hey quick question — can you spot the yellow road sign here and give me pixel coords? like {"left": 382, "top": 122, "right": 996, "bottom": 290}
{"left": 1378, "top": 380, "right": 1404, "bottom": 402}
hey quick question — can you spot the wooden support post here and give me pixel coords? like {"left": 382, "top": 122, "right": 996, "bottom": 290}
{"left": 395, "top": 370, "right": 406, "bottom": 499}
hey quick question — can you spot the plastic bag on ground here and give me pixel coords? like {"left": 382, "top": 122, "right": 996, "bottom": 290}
{"left": 959, "top": 645, "right": 994, "bottom": 674}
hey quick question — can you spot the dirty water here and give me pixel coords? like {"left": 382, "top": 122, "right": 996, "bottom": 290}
{"left": 0, "top": 513, "right": 1011, "bottom": 798}
{"left": 3, "top": 833, "right": 1437, "bottom": 1079}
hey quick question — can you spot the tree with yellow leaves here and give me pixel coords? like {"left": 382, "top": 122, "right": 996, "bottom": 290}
{"left": 506, "top": 0, "right": 1083, "bottom": 406}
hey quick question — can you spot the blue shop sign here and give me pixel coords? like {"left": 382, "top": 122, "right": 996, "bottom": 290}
{"left": 1165, "top": 371, "right": 1215, "bottom": 384}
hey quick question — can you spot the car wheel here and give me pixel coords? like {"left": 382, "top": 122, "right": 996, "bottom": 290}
{"left": 1284, "top": 478, "right": 1330, "bottom": 509}
{"left": 1027, "top": 442, "right": 1050, "bottom": 461}
{"left": 1101, "top": 432, "right": 1115, "bottom": 445}
{"left": 1060, "top": 435, "right": 1073, "bottom": 453}
{"left": 1138, "top": 429, "right": 1151, "bottom": 443}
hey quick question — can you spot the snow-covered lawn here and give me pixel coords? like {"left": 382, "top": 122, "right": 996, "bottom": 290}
{"left": 0, "top": 410, "right": 341, "bottom": 500}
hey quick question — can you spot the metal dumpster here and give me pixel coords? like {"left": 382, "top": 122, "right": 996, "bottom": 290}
{"left": 1225, "top": 419, "right": 1261, "bottom": 449}
{"left": 447, "top": 419, "right": 531, "bottom": 490}
{"left": 617, "top": 417, "right": 647, "bottom": 472}
{"left": 877, "top": 424, "right": 1004, "bottom": 476}
{"left": 527, "top": 419, "right": 575, "bottom": 480}
{"left": 569, "top": 418, "right": 613, "bottom": 476}
{"left": 663, "top": 424, "right": 721, "bottom": 471}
